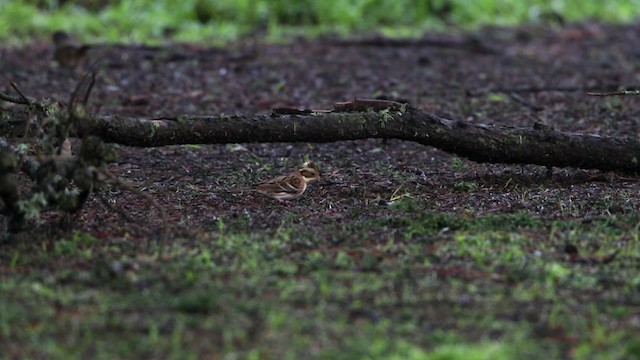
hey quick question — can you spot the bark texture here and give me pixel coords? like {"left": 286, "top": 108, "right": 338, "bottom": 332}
{"left": 3, "top": 104, "right": 640, "bottom": 173}
{"left": 87, "top": 106, "right": 640, "bottom": 173}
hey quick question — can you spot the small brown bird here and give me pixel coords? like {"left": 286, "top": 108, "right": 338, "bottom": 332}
{"left": 256, "top": 161, "right": 320, "bottom": 201}
{"left": 52, "top": 31, "right": 90, "bottom": 68}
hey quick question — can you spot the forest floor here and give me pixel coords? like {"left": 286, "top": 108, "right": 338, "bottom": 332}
{"left": 2, "top": 22, "right": 640, "bottom": 359}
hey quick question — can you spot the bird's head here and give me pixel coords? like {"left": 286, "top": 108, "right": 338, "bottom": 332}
{"left": 298, "top": 161, "right": 319, "bottom": 183}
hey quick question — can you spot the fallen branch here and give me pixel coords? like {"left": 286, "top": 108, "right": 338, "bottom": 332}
{"left": 78, "top": 102, "right": 640, "bottom": 174}
{"left": 5, "top": 99, "right": 640, "bottom": 175}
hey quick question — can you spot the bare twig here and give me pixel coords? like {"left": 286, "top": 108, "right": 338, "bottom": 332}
{"left": 467, "top": 84, "right": 640, "bottom": 97}
{"left": 101, "top": 170, "right": 168, "bottom": 227}
{"left": 507, "top": 92, "right": 545, "bottom": 111}
{"left": 69, "top": 72, "right": 95, "bottom": 112}
{"left": 83, "top": 73, "right": 96, "bottom": 105}
{"left": 99, "top": 170, "right": 170, "bottom": 243}
{"left": 10, "top": 82, "right": 31, "bottom": 105}
{"left": 0, "top": 90, "right": 29, "bottom": 105}
{"left": 587, "top": 90, "right": 640, "bottom": 96}
{"left": 7, "top": 82, "right": 50, "bottom": 118}
{"left": 69, "top": 71, "right": 96, "bottom": 107}
{"left": 96, "top": 191, "right": 135, "bottom": 223}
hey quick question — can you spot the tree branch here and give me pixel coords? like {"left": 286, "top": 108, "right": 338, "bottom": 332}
{"left": 82, "top": 105, "right": 640, "bottom": 173}
{"left": 4, "top": 102, "right": 640, "bottom": 174}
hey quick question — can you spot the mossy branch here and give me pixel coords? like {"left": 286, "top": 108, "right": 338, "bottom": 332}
{"left": 5, "top": 98, "right": 640, "bottom": 174}
{"left": 79, "top": 102, "right": 640, "bottom": 174}
{"left": 0, "top": 75, "right": 117, "bottom": 235}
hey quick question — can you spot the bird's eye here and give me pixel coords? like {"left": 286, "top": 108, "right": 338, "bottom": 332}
{"left": 301, "top": 170, "right": 317, "bottom": 178}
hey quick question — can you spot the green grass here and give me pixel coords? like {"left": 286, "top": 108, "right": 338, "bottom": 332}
{"left": 2, "top": 0, "right": 640, "bottom": 44}
{"left": 2, "top": 213, "right": 639, "bottom": 358}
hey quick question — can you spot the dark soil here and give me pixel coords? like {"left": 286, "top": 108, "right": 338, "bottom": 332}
{"left": 4, "top": 22, "right": 640, "bottom": 233}
{"left": 2, "top": 22, "right": 640, "bottom": 358}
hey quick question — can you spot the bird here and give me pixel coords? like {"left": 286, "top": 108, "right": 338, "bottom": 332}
{"left": 255, "top": 161, "right": 320, "bottom": 201}
{"left": 52, "top": 31, "right": 90, "bottom": 68}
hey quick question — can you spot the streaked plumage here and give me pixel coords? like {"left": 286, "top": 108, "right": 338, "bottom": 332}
{"left": 256, "top": 161, "right": 319, "bottom": 201}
